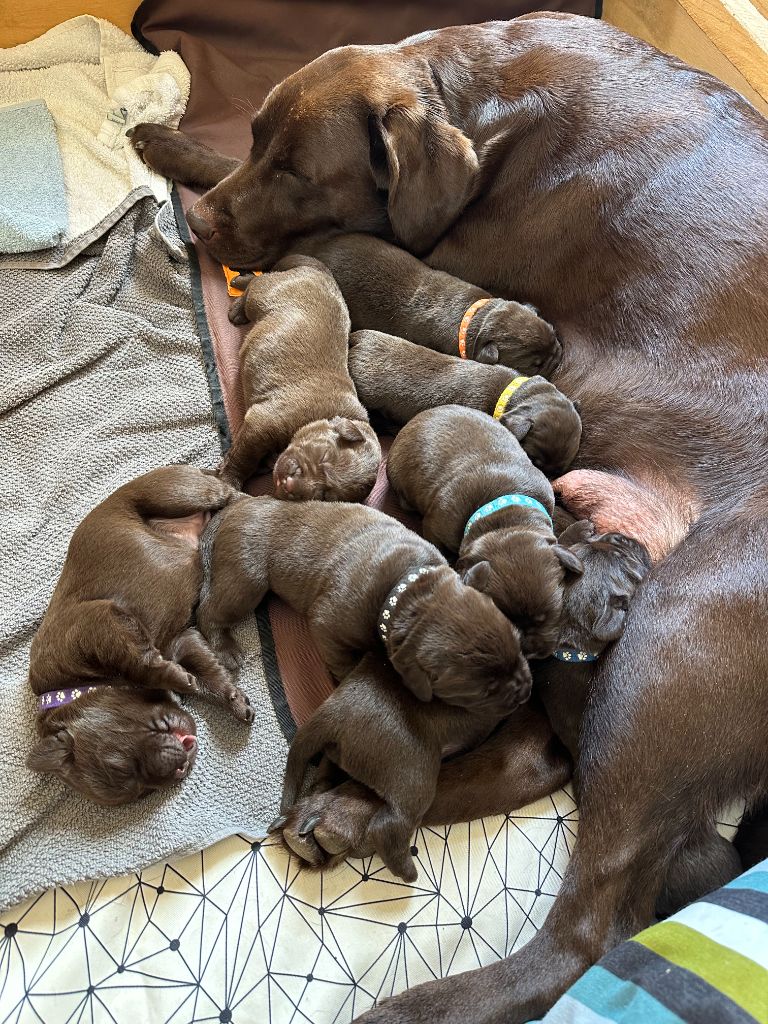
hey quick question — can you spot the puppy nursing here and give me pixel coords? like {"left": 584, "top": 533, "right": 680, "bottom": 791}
{"left": 387, "top": 406, "right": 583, "bottom": 658}
{"left": 220, "top": 255, "right": 381, "bottom": 500}
{"left": 27, "top": 466, "right": 255, "bottom": 806}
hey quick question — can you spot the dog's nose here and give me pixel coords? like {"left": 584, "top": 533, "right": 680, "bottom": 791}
{"left": 186, "top": 208, "right": 216, "bottom": 241}
{"left": 180, "top": 734, "right": 197, "bottom": 752}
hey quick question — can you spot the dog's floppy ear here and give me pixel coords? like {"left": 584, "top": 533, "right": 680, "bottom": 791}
{"left": 368, "top": 103, "right": 479, "bottom": 254}
{"left": 386, "top": 627, "right": 435, "bottom": 702}
{"left": 27, "top": 729, "right": 73, "bottom": 775}
{"left": 499, "top": 412, "right": 533, "bottom": 442}
{"left": 330, "top": 417, "right": 367, "bottom": 444}
{"left": 553, "top": 544, "right": 585, "bottom": 576}
{"left": 593, "top": 595, "right": 629, "bottom": 643}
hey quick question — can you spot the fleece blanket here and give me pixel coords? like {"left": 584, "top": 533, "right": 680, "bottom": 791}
{"left": 0, "top": 16, "right": 189, "bottom": 269}
{"left": 0, "top": 193, "right": 288, "bottom": 914}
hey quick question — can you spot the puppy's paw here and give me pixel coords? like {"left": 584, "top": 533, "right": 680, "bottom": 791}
{"left": 126, "top": 123, "right": 181, "bottom": 174}
{"left": 277, "top": 782, "right": 381, "bottom": 868}
{"left": 473, "top": 300, "right": 561, "bottom": 377}
{"left": 228, "top": 685, "right": 255, "bottom": 724}
{"left": 228, "top": 288, "right": 251, "bottom": 326}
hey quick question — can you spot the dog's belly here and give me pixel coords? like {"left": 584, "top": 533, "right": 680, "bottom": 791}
{"left": 147, "top": 511, "right": 212, "bottom": 548}
{"left": 553, "top": 469, "right": 699, "bottom": 563}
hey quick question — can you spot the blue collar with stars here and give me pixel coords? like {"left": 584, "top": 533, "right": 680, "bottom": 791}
{"left": 553, "top": 648, "right": 599, "bottom": 663}
{"left": 464, "top": 493, "right": 552, "bottom": 536}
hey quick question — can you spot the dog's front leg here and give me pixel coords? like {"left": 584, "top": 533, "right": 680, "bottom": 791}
{"left": 65, "top": 600, "right": 201, "bottom": 695}
{"left": 127, "top": 124, "right": 240, "bottom": 188}
{"left": 168, "top": 628, "right": 254, "bottom": 723}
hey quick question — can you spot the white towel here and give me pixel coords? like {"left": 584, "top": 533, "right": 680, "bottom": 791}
{"left": 0, "top": 16, "right": 190, "bottom": 269}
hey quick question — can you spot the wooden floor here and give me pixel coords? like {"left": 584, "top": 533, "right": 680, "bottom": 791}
{"left": 0, "top": 0, "right": 136, "bottom": 48}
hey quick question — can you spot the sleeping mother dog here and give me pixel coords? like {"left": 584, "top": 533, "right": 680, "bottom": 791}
{"left": 128, "top": 13, "right": 768, "bottom": 1024}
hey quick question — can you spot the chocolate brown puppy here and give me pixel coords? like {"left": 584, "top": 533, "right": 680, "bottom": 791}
{"left": 27, "top": 466, "right": 254, "bottom": 806}
{"left": 197, "top": 495, "right": 531, "bottom": 711}
{"left": 387, "top": 406, "right": 582, "bottom": 659}
{"left": 218, "top": 254, "right": 380, "bottom": 499}
{"left": 533, "top": 521, "right": 652, "bottom": 760}
{"left": 278, "top": 651, "right": 511, "bottom": 882}
{"left": 305, "top": 234, "right": 561, "bottom": 373}
{"left": 348, "top": 329, "right": 581, "bottom": 476}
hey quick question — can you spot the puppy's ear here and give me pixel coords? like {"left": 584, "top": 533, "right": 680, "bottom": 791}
{"left": 553, "top": 544, "right": 584, "bottom": 576}
{"left": 331, "top": 417, "right": 367, "bottom": 444}
{"left": 459, "top": 560, "right": 492, "bottom": 593}
{"left": 387, "top": 627, "right": 434, "bottom": 702}
{"left": 368, "top": 103, "right": 478, "bottom": 254}
{"left": 593, "top": 595, "right": 629, "bottom": 643}
{"left": 500, "top": 412, "right": 533, "bottom": 442}
{"left": 27, "top": 729, "right": 73, "bottom": 775}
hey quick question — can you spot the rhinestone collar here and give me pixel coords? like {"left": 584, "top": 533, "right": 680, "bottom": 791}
{"left": 377, "top": 567, "right": 438, "bottom": 646}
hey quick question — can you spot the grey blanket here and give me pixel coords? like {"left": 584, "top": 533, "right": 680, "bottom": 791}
{"left": 0, "top": 196, "right": 287, "bottom": 913}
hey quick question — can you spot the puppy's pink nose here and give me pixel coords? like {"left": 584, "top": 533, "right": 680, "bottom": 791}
{"left": 180, "top": 734, "right": 197, "bottom": 752}
{"left": 282, "top": 475, "right": 296, "bottom": 493}
{"left": 187, "top": 208, "right": 216, "bottom": 241}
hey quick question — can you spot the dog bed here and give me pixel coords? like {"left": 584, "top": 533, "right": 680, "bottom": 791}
{"left": 10, "top": 6, "right": 747, "bottom": 1024}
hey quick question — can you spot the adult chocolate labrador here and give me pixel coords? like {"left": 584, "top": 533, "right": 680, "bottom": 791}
{"left": 129, "top": 13, "right": 768, "bottom": 1023}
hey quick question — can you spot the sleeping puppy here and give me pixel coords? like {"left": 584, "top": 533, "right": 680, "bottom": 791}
{"left": 27, "top": 466, "right": 254, "bottom": 806}
{"left": 303, "top": 233, "right": 561, "bottom": 374}
{"left": 274, "top": 522, "right": 649, "bottom": 878}
{"left": 196, "top": 495, "right": 531, "bottom": 711}
{"left": 219, "top": 254, "right": 380, "bottom": 499}
{"left": 534, "top": 520, "right": 652, "bottom": 759}
{"left": 277, "top": 651, "right": 505, "bottom": 882}
{"left": 387, "top": 406, "right": 582, "bottom": 659}
{"left": 348, "top": 329, "right": 581, "bottom": 476}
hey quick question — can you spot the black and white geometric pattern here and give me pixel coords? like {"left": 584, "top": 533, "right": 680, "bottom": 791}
{"left": 0, "top": 789, "right": 580, "bottom": 1023}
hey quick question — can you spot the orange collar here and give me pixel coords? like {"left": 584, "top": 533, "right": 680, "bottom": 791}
{"left": 458, "top": 297, "right": 491, "bottom": 359}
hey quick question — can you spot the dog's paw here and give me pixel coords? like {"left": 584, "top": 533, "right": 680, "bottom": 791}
{"left": 473, "top": 301, "right": 561, "bottom": 377}
{"left": 277, "top": 782, "right": 381, "bottom": 867}
{"left": 228, "top": 685, "right": 255, "bottom": 724}
{"left": 228, "top": 288, "right": 251, "bottom": 326}
{"left": 126, "top": 123, "right": 181, "bottom": 174}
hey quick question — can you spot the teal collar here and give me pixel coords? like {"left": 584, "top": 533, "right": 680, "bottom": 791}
{"left": 553, "top": 648, "right": 599, "bottom": 663}
{"left": 464, "top": 493, "right": 552, "bottom": 536}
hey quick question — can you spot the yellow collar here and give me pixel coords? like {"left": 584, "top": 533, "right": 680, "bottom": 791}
{"left": 492, "top": 376, "right": 530, "bottom": 419}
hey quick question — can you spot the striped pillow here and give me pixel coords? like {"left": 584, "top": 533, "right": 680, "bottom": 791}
{"left": 543, "top": 859, "right": 768, "bottom": 1024}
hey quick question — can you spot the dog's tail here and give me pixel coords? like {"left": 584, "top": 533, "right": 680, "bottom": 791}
{"left": 280, "top": 715, "right": 328, "bottom": 814}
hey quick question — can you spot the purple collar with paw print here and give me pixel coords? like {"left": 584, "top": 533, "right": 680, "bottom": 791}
{"left": 37, "top": 685, "right": 105, "bottom": 713}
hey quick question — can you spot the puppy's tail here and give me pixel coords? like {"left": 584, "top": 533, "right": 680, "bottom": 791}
{"left": 280, "top": 716, "right": 328, "bottom": 814}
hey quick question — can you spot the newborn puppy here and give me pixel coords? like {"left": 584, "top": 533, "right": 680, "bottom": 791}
{"left": 387, "top": 406, "right": 582, "bottom": 658}
{"left": 278, "top": 651, "right": 508, "bottom": 881}
{"left": 27, "top": 466, "right": 254, "bottom": 806}
{"left": 306, "top": 233, "right": 561, "bottom": 373}
{"left": 197, "top": 495, "right": 531, "bottom": 711}
{"left": 220, "top": 254, "right": 380, "bottom": 499}
{"left": 348, "top": 329, "right": 581, "bottom": 476}
{"left": 534, "top": 520, "right": 652, "bottom": 759}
